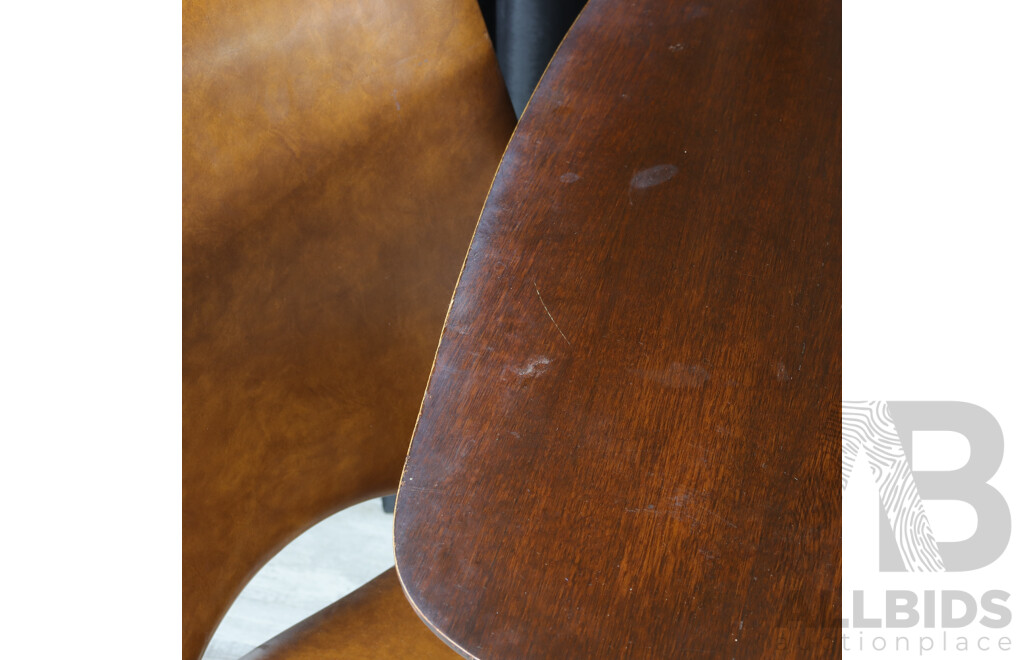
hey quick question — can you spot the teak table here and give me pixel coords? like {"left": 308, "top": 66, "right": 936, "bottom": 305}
{"left": 394, "top": 0, "right": 840, "bottom": 656}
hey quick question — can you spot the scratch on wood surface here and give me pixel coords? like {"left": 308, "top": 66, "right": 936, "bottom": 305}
{"left": 703, "top": 506, "right": 739, "bottom": 529}
{"left": 534, "top": 280, "right": 571, "bottom": 346}
{"left": 402, "top": 485, "right": 442, "bottom": 494}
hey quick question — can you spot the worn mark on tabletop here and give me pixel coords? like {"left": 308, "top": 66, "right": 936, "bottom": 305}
{"left": 683, "top": 5, "right": 711, "bottom": 21}
{"left": 534, "top": 280, "right": 571, "bottom": 346}
{"left": 514, "top": 356, "right": 551, "bottom": 377}
{"left": 631, "top": 164, "right": 678, "bottom": 189}
{"left": 642, "top": 362, "right": 710, "bottom": 388}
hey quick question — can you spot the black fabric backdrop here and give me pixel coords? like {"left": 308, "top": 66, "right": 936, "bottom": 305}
{"left": 477, "top": 0, "right": 588, "bottom": 117}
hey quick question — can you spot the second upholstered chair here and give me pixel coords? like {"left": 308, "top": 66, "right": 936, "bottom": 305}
{"left": 183, "top": 0, "right": 516, "bottom": 657}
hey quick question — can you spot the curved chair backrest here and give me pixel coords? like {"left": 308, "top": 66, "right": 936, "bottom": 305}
{"left": 182, "top": 0, "right": 515, "bottom": 657}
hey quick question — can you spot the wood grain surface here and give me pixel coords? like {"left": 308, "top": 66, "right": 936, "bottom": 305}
{"left": 394, "top": 0, "right": 841, "bottom": 657}
{"left": 182, "top": 0, "right": 513, "bottom": 657}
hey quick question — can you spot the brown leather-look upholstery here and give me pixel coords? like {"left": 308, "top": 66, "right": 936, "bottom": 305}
{"left": 182, "top": 0, "right": 515, "bottom": 657}
{"left": 240, "top": 568, "right": 455, "bottom": 660}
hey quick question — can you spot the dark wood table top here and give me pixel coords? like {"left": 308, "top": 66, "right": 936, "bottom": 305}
{"left": 394, "top": 0, "right": 840, "bottom": 657}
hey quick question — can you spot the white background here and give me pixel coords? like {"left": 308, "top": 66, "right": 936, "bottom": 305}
{"left": 0, "top": 1, "right": 1021, "bottom": 658}
{"left": 844, "top": 0, "right": 1023, "bottom": 657}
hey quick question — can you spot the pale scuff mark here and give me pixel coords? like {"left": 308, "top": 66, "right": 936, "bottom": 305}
{"left": 641, "top": 362, "right": 710, "bottom": 389}
{"left": 630, "top": 164, "right": 678, "bottom": 189}
{"left": 514, "top": 356, "right": 551, "bottom": 377}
